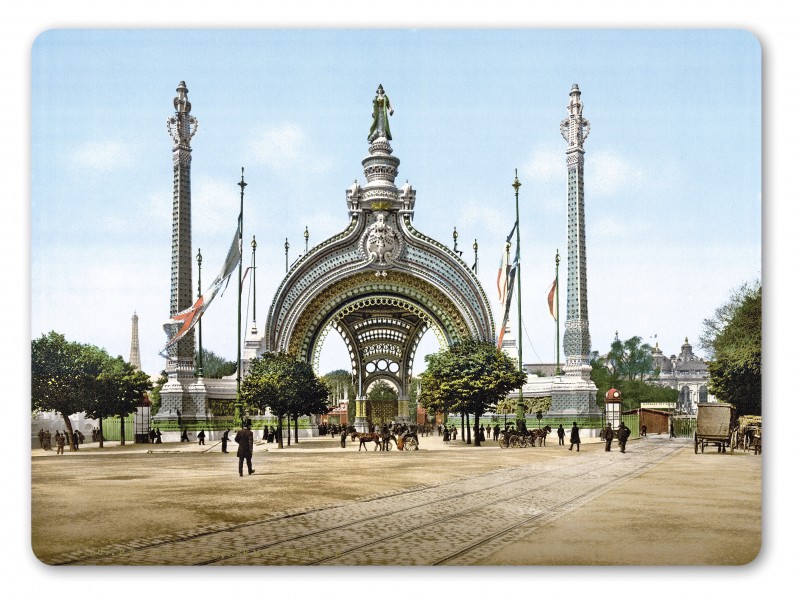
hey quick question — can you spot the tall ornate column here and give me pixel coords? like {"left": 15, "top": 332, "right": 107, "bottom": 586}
{"left": 560, "top": 84, "right": 593, "bottom": 382}
{"left": 159, "top": 81, "right": 200, "bottom": 420}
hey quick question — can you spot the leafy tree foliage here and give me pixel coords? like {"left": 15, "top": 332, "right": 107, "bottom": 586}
{"left": 148, "top": 370, "right": 168, "bottom": 415}
{"left": 367, "top": 380, "right": 398, "bottom": 402}
{"left": 195, "top": 349, "right": 236, "bottom": 379}
{"left": 418, "top": 338, "right": 527, "bottom": 446}
{"left": 241, "top": 352, "right": 329, "bottom": 448}
{"left": 32, "top": 332, "right": 104, "bottom": 450}
{"left": 607, "top": 336, "right": 655, "bottom": 381}
{"left": 590, "top": 345, "right": 678, "bottom": 412}
{"left": 702, "top": 282, "right": 761, "bottom": 415}
{"left": 31, "top": 332, "right": 151, "bottom": 449}
{"left": 85, "top": 355, "right": 152, "bottom": 446}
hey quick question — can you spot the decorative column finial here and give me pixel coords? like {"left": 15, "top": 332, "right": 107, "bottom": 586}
{"left": 453, "top": 227, "right": 459, "bottom": 252}
{"left": 284, "top": 237, "right": 290, "bottom": 273}
{"left": 304, "top": 226, "right": 309, "bottom": 254}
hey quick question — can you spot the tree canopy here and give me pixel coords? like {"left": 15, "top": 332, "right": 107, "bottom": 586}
{"left": 418, "top": 338, "right": 526, "bottom": 445}
{"left": 367, "top": 380, "right": 398, "bottom": 402}
{"left": 241, "top": 352, "right": 329, "bottom": 447}
{"left": 606, "top": 335, "right": 655, "bottom": 381}
{"left": 195, "top": 348, "right": 236, "bottom": 379}
{"left": 701, "top": 282, "right": 761, "bottom": 415}
{"left": 32, "top": 331, "right": 151, "bottom": 448}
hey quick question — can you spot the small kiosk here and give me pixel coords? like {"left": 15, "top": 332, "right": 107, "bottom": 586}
{"left": 605, "top": 388, "right": 623, "bottom": 429}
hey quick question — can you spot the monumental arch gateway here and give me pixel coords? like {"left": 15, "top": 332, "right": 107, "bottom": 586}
{"left": 263, "top": 85, "right": 495, "bottom": 431}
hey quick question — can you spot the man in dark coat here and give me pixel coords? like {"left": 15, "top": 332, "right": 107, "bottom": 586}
{"left": 235, "top": 424, "right": 255, "bottom": 476}
{"left": 569, "top": 422, "right": 580, "bottom": 452}
{"left": 493, "top": 424, "right": 500, "bottom": 441}
{"left": 197, "top": 430, "right": 205, "bottom": 445}
{"left": 604, "top": 423, "right": 614, "bottom": 452}
{"left": 340, "top": 428, "right": 347, "bottom": 448}
{"left": 557, "top": 424, "right": 565, "bottom": 445}
{"left": 618, "top": 422, "right": 631, "bottom": 453}
{"left": 221, "top": 429, "right": 230, "bottom": 453}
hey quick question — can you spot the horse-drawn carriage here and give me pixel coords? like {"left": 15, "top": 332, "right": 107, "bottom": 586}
{"left": 694, "top": 403, "right": 736, "bottom": 454}
{"left": 732, "top": 415, "right": 762, "bottom": 454}
{"left": 498, "top": 425, "right": 551, "bottom": 449}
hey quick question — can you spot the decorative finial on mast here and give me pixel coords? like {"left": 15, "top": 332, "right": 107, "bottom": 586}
{"left": 304, "top": 226, "right": 309, "bottom": 254}
{"left": 368, "top": 84, "right": 394, "bottom": 142}
{"left": 453, "top": 227, "right": 459, "bottom": 252}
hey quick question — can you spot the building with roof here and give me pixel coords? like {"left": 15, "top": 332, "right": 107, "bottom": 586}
{"left": 650, "top": 338, "right": 715, "bottom": 414}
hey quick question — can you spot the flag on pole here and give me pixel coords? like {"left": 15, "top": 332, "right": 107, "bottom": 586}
{"left": 497, "top": 246, "right": 519, "bottom": 348}
{"left": 547, "top": 278, "right": 558, "bottom": 321}
{"left": 160, "top": 226, "right": 242, "bottom": 357}
{"left": 496, "top": 221, "right": 517, "bottom": 303}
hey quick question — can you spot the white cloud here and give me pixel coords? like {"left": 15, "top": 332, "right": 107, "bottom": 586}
{"left": 521, "top": 145, "right": 563, "bottom": 186}
{"left": 70, "top": 140, "right": 132, "bottom": 171}
{"left": 249, "top": 123, "right": 331, "bottom": 173}
{"left": 589, "top": 150, "right": 647, "bottom": 197}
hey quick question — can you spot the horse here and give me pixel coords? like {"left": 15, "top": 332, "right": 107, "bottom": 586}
{"left": 355, "top": 432, "right": 382, "bottom": 451}
{"left": 530, "top": 425, "right": 552, "bottom": 447}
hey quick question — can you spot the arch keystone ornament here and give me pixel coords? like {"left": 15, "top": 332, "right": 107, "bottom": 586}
{"left": 264, "top": 85, "right": 495, "bottom": 431}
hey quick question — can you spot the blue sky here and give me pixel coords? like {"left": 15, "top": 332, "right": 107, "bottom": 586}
{"left": 30, "top": 28, "right": 761, "bottom": 377}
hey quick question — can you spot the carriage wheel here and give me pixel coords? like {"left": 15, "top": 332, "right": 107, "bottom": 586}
{"left": 510, "top": 435, "right": 520, "bottom": 448}
{"left": 694, "top": 432, "right": 698, "bottom": 454}
{"left": 499, "top": 437, "right": 509, "bottom": 449}
{"left": 520, "top": 436, "right": 528, "bottom": 448}
{"left": 385, "top": 440, "right": 394, "bottom": 451}
{"left": 406, "top": 438, "right": 418, "bottom": 451}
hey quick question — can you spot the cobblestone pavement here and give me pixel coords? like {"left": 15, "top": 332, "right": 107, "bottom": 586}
{"left": 49, "top": 436, "right": 688, "bottom": 566}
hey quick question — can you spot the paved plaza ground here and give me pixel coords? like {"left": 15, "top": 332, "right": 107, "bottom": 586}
{"left": 30, "top": 433, "right": 761, "bottom": 566}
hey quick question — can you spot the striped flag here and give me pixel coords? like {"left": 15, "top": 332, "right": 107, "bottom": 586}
{"left": 547, "top": 278, "right": 558, "bottom": 321}
{"left": 160, "top": 225, "right": 241, "bottom": 357}
{"left": 497, "top": 246, "right": 519, "bottom": 348}
{"left": 496, "top": 221, "right": 517, "bottom": 304}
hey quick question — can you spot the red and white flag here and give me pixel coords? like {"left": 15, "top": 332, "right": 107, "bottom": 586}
{"left": 547, "top": 278, "right": 558, "bottom": 321}
{"left": 160, "top": 226, "right": 241, "bottom": 356}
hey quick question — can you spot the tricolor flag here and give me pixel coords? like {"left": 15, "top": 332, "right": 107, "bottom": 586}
{"left": 496, "top": 221, "right": 517, "bottom": 304}
{"left": 547, "top": 278, "right": 558, "bottom": 321}
{"left": 497, "top": 247, "right": 519, "bottom": 348}
{"left": 160, "top": 226, "right": 242, "bottom": 357}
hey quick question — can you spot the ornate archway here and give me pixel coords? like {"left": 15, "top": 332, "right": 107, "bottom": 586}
{"left": 264, "top": 86, "right": 495, "bottom": 430}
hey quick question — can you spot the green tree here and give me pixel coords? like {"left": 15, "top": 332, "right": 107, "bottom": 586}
{"left": 195, "top": 349, "right": 236, "bottom": 379}
{"left": 241, "top": 352, "right": 329, "bottom": 448}
{"left": 367, "top": 380, "right": 398, "bottom": 402}
{"left": 148, "top": 370, "right": 168, "bottom": 415}
{"left": 419, "top": 338, "right": 526, "bottom": 446}
{"left": 83, "top": 355, "right": 152, "bottom": 447}
{"left": 607, "top": 336, "right": 655, "bottom": 381}
{"left": 322, "top": 369, "right": 356, "bottom": 427}
{"left": 32, "top": 332, "right": 104, "bottom": 451}
{"left": 701, "top": 282, "right": 761, "bottom": 415}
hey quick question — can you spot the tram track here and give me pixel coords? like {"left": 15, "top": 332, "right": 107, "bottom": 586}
{"left": 51, "top": 438, "right": 687, "bottom": 566}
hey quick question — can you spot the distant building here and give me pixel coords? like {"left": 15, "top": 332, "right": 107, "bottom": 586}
{"left": 651, "top": 338, "right": 715, "bottom": 415}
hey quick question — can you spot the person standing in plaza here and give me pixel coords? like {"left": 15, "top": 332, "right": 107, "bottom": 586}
{"left": 221, "top": 429, "right": 230, "bottom": 453}
{"left": 557, "top": 424, "right": 565, "bottom": 445}
{"left": 180, "top": 427, "right": 189, "bottom": 442}
{"left": 155, "top": 428, "right": 162, "bottom": 443}
{"left": 493, "top": 424, "right": 500, "bottom": 441}
{"left": 340, "top": 428, "right": 347, "bottom": 448}
{"left": 55, "top": 431, "right": 65, "bottom": 455}
{"left": 235, "top": 423, "right": 255, "bottom": 476}
{"left": 604, "top": 423, "right": 614, "bottom": 452}
{"left": 263, "top": 424, "right": 269, "bottom": 442}
{"left": 618, "top": 422, "right": 631, "bottom": 453}
{"left": 569, "top": 422, "right": 580, "bottom": 452}
{"left": 197, "top": 430, "right": 206, "bottom": 446}
{"left": 669, "top": 420, "right": 676, "bottom": 439}
{"left": 73, "top": 430, "right": 81, "bottom": 451}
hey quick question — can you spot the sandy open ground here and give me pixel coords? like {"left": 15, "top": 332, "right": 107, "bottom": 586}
{"left": 30, "top": 433, "right": 761, "bottom": 566}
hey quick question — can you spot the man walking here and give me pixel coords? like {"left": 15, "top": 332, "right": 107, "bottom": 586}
{"left": 221, "top": 429, "right": 230, "bottom": 453}
{"left": 569, "top": 422, "right": 580, "bottom": 452}
{"left": 604, "top": 423, "right": 614, "bottom": 452}
{"left": 235, "top": 423, "right": 255, "bottom": 476}
{"left": 197, "top": 430, "right": 206, "bottom": 446}
{"left": 618, "top": 422, "right": 631, "bottom": 453}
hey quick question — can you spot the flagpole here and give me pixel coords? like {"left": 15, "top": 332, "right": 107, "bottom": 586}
{"left": 196, "top": 248, "right": 203, "bottom": 378}
{"left": 235, "top": 167, "right": 247, "bottom": 427}
{"left": 251, "top": 236, "right": 257, "bottom": 323}
{"left": 555, "top": 249, "right": 561, "bottom": 376}
{"left": 512, "top": 170, "right": 525, "bottom": 431}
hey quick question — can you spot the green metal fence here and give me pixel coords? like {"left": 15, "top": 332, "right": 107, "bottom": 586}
{"left": 100, "top": 415, "right": 135, "bottom": 442}
{"left": 672, "top": 416, "right": 696, "bottom": 438}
